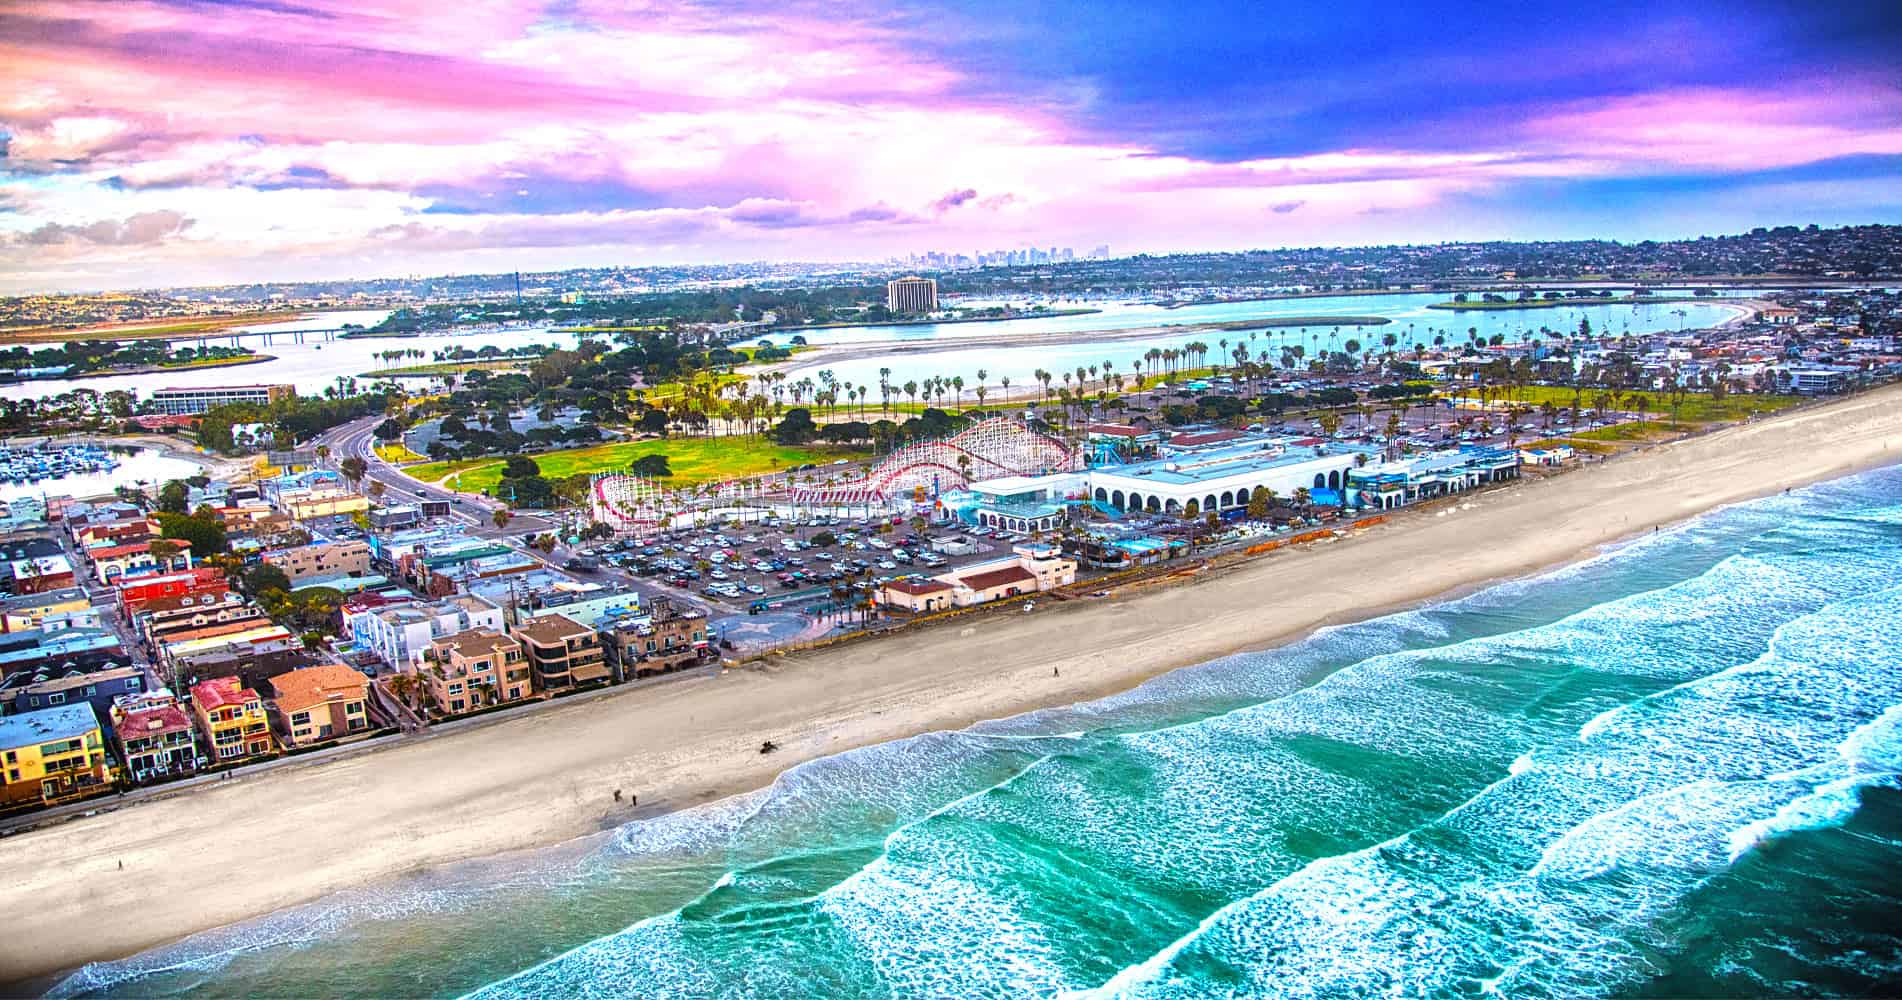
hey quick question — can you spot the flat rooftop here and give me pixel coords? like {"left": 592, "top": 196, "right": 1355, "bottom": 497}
{"left": 1094, "top": 437, "right": 1371, "bottom": 486}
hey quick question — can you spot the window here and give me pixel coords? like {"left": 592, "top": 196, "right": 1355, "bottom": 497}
{"left": 48, "top": 693, "right": 66, "bottom": 705}
{"left": 346, "top": 702, "right": 364, "bottom": 715}
{"left": 290, "top": 711, "right": 311, "bottom": 726}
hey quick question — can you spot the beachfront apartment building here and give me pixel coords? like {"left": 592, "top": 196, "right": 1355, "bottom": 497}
{"left": 424, "top": 628, "right": 531, "bottom": 713}
{"left": 190, "top": 676, "right": 277, "bottom": 763}
{"left": 885, "top": 275, "right": 938, "bottom": 314}
{"left": 112, "top": 695, "right": 199, "bottom": 781}
{"left": 0, "top": 704, "right": 115, "bottom": 809}
{"left": 511, "top": 613, "right": 607, "bottom": 691}
{"left": 597, "top": 598, "right": 710, "bottom": 679}
{"left": 268, "top": 664, "right": 372, "bottom": 748}
{"left": 148, "top": 383, "right": 296, "bottom": 416}
{"left": 347, "top": 594, "right": 506, "bottom": 670}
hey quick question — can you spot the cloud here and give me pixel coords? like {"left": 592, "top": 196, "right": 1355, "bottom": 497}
{"left": 17, "top": 209, "right": 193, "bottom": 246}
{"left": 930, "top": 187, "right": 978, "bottom": 213}
{"left": 3, "top": 0, "right": 1902, "bottom": 290}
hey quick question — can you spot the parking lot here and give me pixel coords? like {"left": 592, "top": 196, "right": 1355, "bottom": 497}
{"left": 581, "top": 511, "right": 1017, "bottom": 615}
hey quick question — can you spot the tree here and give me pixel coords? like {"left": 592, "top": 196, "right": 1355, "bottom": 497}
{"left": 374, "top": 418, "right": 403, "bottom": 441}
{"left": 339, "top": 456, "right": 367, "bottom": 486}
{"left": 1247, "top": 487, "right": 1270, "bottom": 520}
{"left": 502, "top": 455, "right": 540, "bottom": 479}
{"left": 812, "top": 530, "right": 838, "bottom": 548}
{"left": 242, "top": 562, "right": 291, "bottom": 597}
{"left": 492, "top": 509, "right": 512, "bottom": 530}
{"left": 156, "top": 479, "right": 190, "bottom": 515}
{"left": 156, "top": 511, "right": 227, "bottom": 555}
{"left": 630, "top": 454, "right": 673, "bottom": 477}
{"left": 771, "top": 407, "right": 819, "bottom": 445}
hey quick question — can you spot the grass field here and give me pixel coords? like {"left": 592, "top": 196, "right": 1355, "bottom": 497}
{"left": 1474, "top": 385, "right": 1798, "bottom": 423}
{"left": 408, "top": 436, "right": 869, "bottom": 494}
{"left": 360, "top": 359, "right": 540, "bottom": 378}
{"left": 374, "top": 440, "right": 427, "bottom": 463}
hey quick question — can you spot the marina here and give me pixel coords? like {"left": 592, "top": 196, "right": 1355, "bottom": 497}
{"left": 0, "top": 444, "right": 121, "bottom": 485}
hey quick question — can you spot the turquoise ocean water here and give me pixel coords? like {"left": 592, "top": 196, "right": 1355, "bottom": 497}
{"left": 50, "top": 465, "right": 1902, "bottom": 998}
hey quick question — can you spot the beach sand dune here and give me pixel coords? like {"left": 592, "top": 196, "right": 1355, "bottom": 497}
{"left": 2, "top": 383, "right": 1900, "bottom": 987}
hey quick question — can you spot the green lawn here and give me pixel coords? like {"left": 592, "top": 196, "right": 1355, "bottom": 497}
{"left": 374, "top": 440, "right": 427, "bottom": 464}
{"left": 409, "top": 436, "right": 869, "bottom": 494}
{"left": 1470, "top": 385, "right": 1798, "bottom": 423}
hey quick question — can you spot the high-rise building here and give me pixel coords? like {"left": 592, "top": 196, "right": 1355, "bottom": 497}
{"left": 886, "top": 276, "right": 939, "bottom": 314}
{"left": 149, "top": 384, "right": 296, "bottom": 415}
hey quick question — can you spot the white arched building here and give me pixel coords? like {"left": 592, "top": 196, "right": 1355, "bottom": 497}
{"left": 1086, "top": 440, "right": 1367, "bottom": 515}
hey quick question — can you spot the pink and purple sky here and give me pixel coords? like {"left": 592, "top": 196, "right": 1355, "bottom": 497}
{"left": 3, "top": 0, "right": 1900, "bottom": 292}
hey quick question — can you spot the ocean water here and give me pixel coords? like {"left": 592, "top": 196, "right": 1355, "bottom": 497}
{"left": 48, "top": 466, "right": 1902, "bottom": 999}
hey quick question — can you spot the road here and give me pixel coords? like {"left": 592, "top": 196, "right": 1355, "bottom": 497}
{"left": 314, "top": 416, "right": 552, "bottom": 538}
{"left": 312, "top": 416, "right": 717, "bottom": 617}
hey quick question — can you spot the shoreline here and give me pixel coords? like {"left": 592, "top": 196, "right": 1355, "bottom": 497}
{"left": 3, "top": 384, "right": 1901, "bottom": 988}
{"left": 771, "top": 306, "right": 1102, "bottom": 332}
{"left": 0, "top": 353, "right": 275, "bottom": 386}
{"left": 0, "top": 312, "right": 311, "bottom": 346}
{"left": 761, "top": 315, "right": 1393, "bottom": 379}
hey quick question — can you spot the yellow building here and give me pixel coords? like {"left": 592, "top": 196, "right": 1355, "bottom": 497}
{"left": 190, "top": 676, "right": 277, "bottom": 763}
{"left": 285, "top": 491, "right": 370, "bottom": 521}
{"left": 0, "top": 704, "right": 116, "bottom": 809}
{"left": 0, "top": 586, "right": 95, "bottom": 633}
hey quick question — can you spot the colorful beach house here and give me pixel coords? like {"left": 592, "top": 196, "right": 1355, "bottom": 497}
{"left": 0, "top": 703, "right": 116, "bottom": 809}
{"left": 190, "top": 676, "right": 277, "bottom": 763}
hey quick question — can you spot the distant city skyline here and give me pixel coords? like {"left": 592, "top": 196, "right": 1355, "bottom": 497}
{"left": 2, "top": 0, "right": 1901, "bottom": 292}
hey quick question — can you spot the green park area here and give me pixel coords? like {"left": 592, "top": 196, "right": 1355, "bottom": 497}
{"left": 1475, "top": 385, "right": 1799, "bottom": 424}
{"left": 408, "top": 435, "right": 868, "bottom": 494}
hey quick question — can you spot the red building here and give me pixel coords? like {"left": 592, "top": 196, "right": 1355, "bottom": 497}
{"left": 117, "top": 567, "right": 230, "bottom": 610}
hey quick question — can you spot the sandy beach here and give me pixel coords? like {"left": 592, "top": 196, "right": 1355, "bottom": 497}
{"left": 3, "top": 383, "right": 1900, "bottom": 987}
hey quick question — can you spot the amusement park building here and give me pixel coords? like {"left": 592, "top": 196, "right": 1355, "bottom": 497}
{"left": 1086, "top": 440, "right": 1367, "bottom": 515}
